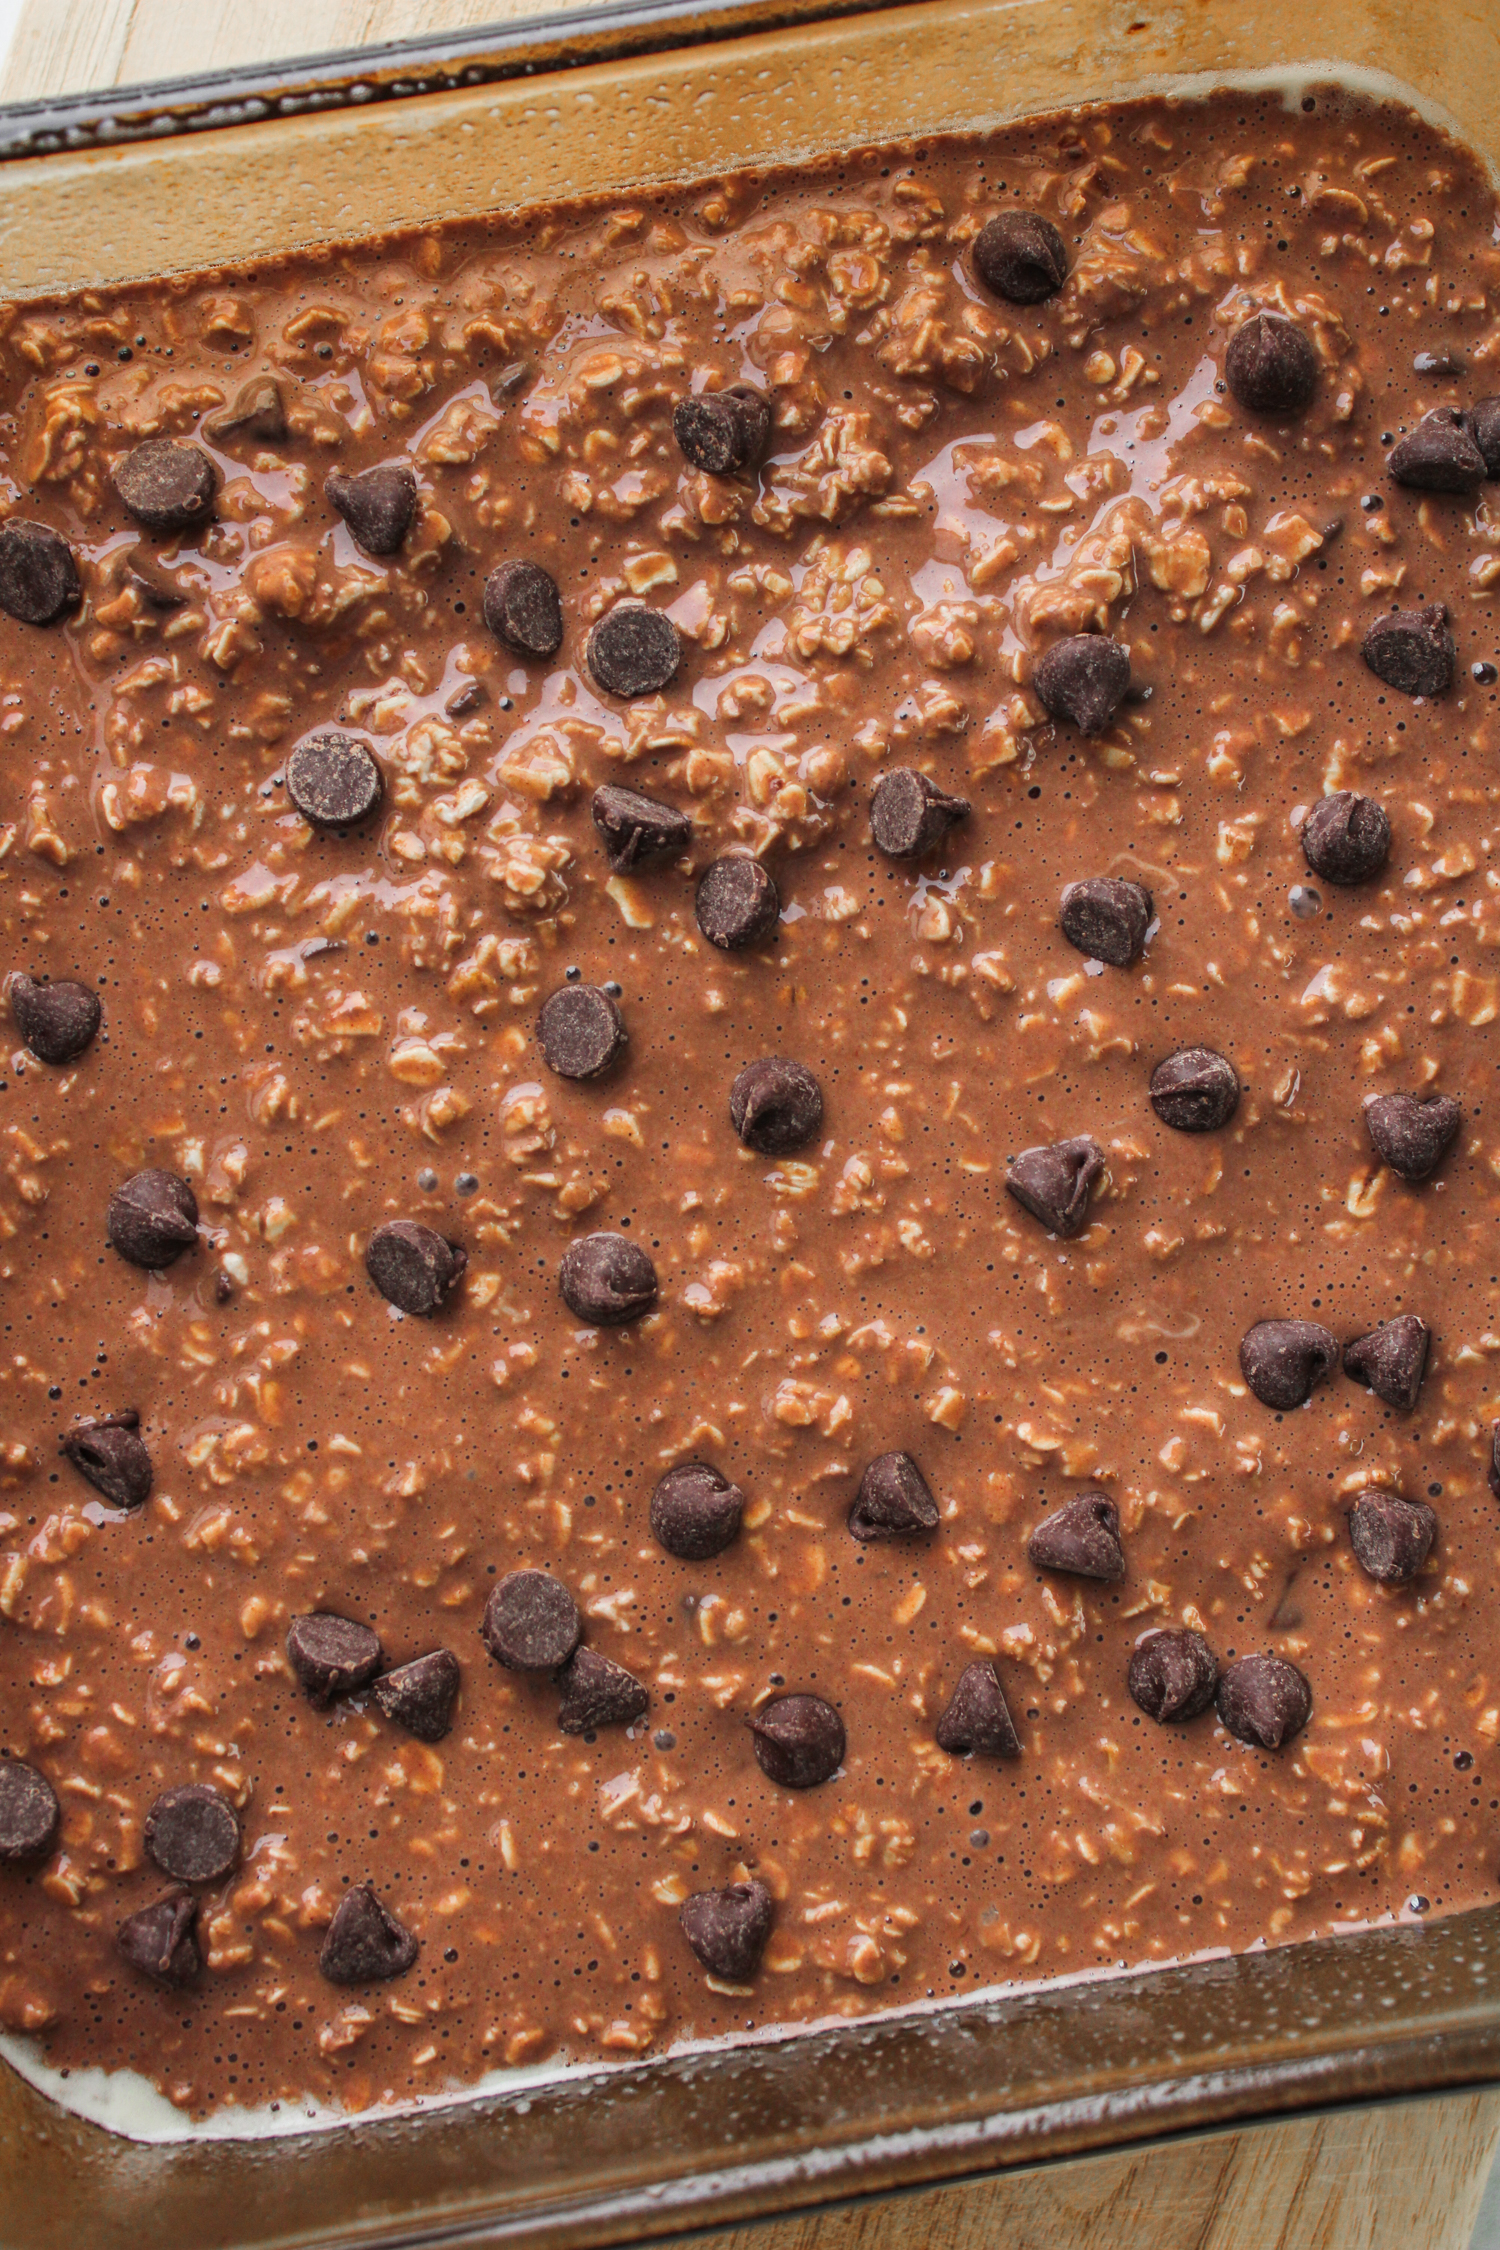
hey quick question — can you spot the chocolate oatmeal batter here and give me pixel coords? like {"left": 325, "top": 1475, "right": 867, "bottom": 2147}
{"left": 1, "top": 84, "right": 1500, "bottom": 2118}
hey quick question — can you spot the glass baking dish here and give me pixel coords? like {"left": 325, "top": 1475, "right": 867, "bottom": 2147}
{"left": 3, "top": 0, "right": 1500, "bottom": 2241}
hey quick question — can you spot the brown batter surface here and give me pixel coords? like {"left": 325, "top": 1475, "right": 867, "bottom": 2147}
{"left": 2, "top": 84, "right": 1500, "bottom": 2120}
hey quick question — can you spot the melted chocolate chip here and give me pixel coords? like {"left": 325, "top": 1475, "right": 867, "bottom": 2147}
{"left": 144, "top": 1785, "right": 241, "bottom": 1884}
{"left": 8, "top": 973, "right": 101, "bottom": 1064}
{"left": 0, "top": 1760, "right": 59, "bottom": 1861}
{"left": 591, "top": 782, "right": 691, "bottom": 872}
{"left": 286, "top": 732, "right": 383, "bottom": 830}
{"left": 204, "top": 376, "right": 287, "bottom": 443}
{"left": 558, "top": 1232, "right": 658, "bottom": 1326}
{"left": 371, "top": 1650, "right": 462, "bottom": 1741}
{"left": 59, "top": 1410, "right": 151, "bottom": 1510}
{"left": 680, "top": 1879, "right": 774, "bottom": 1980}
{"left": 1300, "top": 792, "right": 1391, "bottom": 885}
{"left": 934, "top": 1662, "right": 1020, "bottom": 1759}
{"left": 365, "top": 1220, "right": 467, "bottom": 1316}
{"left": 1027, "top": 1491, "right": 1124, "bottom": 1580}
{"left": 695, "top": 857, "right": 780, "bottom": 950}
{"left": 286, "top": 1612, "right": 383, "bottom": 1707}
{"left": 972, "top": 210, "right": 1069, "bottom": 303}
{"left": 556, "top": 1646, "right": 649, "bottom": 1733}
{"left": 319, "top": 1885, "right": 419, "bottom": 1985}
{"left": 729, "top": 1057, "right": 824, "bottom": 1155}
{"left": 117, "top": 1894, "right": 201, "bottom": 1988}
{"left": 1347, "top": 1491, "right": 1437, "bottom": 1585}
{"left": 1362, "top": 604, "right": 1456, "bottom": 699}
{"left": 848, "top": 1450, "right": 940, "bottom": 1541}
{"left": 1058, "top": 876, "right": 1152, "bottom": 967}
{"left": 483, "top": 559, "right": 564, "bottom": 658}
{"left": 585, "top": 605, "right": 681, "bottom": 698}
{"left": 325, "top": 463, "right": 416, "bottom": 555}
{"left": 1224, "top": 313, "right": 1319, "bottom": 415}
{"left": 1470, "top": 398, "right": 1500, "bottom": 479}
{"left": 869, "top": 768, "right": 970, "bottom": 860}
{"left": 1127, "top": 1630, "right": 1219, "bottom": 1723}
{"left": 107, "top": 1168, "right": 198, "bottom": 1270}
{"left": 1005, "top": 1136, "right": 1105, "bottom": 1238}
{"left": 538, "top": 984, "right": 628, "bottom": 1080}
{"left": 1389, "top": 409, "right": 1486, "bottom": 493}
{"left": 113, "top": 440, "right": 217, "bottom": 536}
{"left": 1363, "top": 1091, "right": 1461, "bottom": 1182}
{"left": 1239, "top": 1319, "right": 1339, "bottom": 1410}
{"left": 1215, "top": 1654, "right": 1312, "bottom": 1749}
{"left": 1343, "top": 1313, "right": 1431, "bottom": 1411}
{"left": 651, "top": 1461, "right": 745, "bottom": 1560}
{"left": 1149, "top": 1047, "right": 1240, "bottom": 1133}
{"left": 749, "top": 1694, "right": 845, "bottom": 1788}
{"left": 672, "top": 385, "right": 771, "bottom": 476}
{"left": 1034, "top": 635, "right": 1131, "bottom": 734}
{"left": 0, "top": 521, "right": 80, "bottom": 625}
{"left": 482, "top": 1571, "right": 582, "bottom": 1672}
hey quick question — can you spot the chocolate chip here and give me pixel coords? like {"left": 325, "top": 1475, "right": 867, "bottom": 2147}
{"left": 483, "top": 559, "right": 563, "bottom": 658}
{"left": 59, "top": 1410, "right": 151, "bottom": 1510}
{"left": 0, "top": 1760, "right": 59, "bottom": 1861}
{"left": 749, "top": 1694, "right": 845, "bottom": 1788}
{"left": 1027, "top": 1492, "right": 1124, "bottom": 1581}
{"left": 591, "top": 783, "right": 691, "bottom": 873}
{"left": 1490, "top": 1424, "right": 1500, "bottom": 1502}
{"left": 1239, "top": 1319, "right": 1339, "bottom": 1409}
{"left": 680, "top": 1879, "right": 774, "bottom": 1980}
{"left": 1364, "top": 1091, "right": 1461, "bottom": 1181}
{"left": 117, "top": 1894, "right": 201, "bottom": 1988}
{"left": 482, "top": 1570, "right": 582, "bottom": 1672}
{"left": 1414, "top": 350, "right": 1465, "bottom": 377}
{"left": 556, "top": 1646, "right": 649, "bottom": 1733}
{"left": 1127, "top": 1630, "right": 1219, "bottom": 1723}
{"left": 371, "top": 1650, "right": 462, "bottom": 1742}
{"left": 1347, "top": 1491, "right": 1437, "bottom": 1585}
{"left": 113, "top": 440, "right": 217, "bottom": 536}
{"left": 869, "top": 768, "right": 970, "bottom": 860}
{"left": 107, "top": 1168, "right": 198, "bottom": 1270}
{"left": 325, "top": 463, "right": 416, "bottom": 555}
{"left": 1343, "top": 1313, "right": 1431, "bottom": 1411}
{"left": 0, "top": 521, "right": 80, "bottom": 625}
{"left": 651, "top": 1461, "right": 745, "bottom": 1560}
{"left": 319, "top": 1885, "right": 419, "bottom": 1985}
{"left": 538, "top": 984, "right": 627, "bottom": 1081}
{"left": 1058, "top": 876, "right": 1152, "bottom": 967}
{"left": 1300, "top": 792, "right": 1391, "bottom": 885}
{"left": 1362, "top": 604, "right": 1455, "bottom": 699}
{"left": 558, "top": 1232, "right": 658, "bottom": 1326}
{"left": 1215, "top": 1654, "right": 1312, "bottom": 1749}
{"left": 1148, "top": 1047, "right": 1240, "bottom": 1134}
{"left": 934, "top": 1662, "right": 1020, "bottom": 1759}
{"left": 729, "top": 1057, "right": 823, "bottom": 1155}
{"left": 144, "top": 1785, "right": 241, "bottom": 1884}
{"left": 286, "top": 1612, "right": 383, "bottom": 1706}
{"left": 695, "top": 856, "right": 780, "bottom": 950}
{"left": 1033, "top": 635, "right": 1131, "bottom": 734}
{"left": 204, "top": 376, "right": 287, "bottom": 444}
{"left": 585, "top": 605, "right": 681, "bottom": 698}
{"left": 286, "top": 732, "right": 383, "bottom": 830}
{"left": 8, "top": 972, "right": 101, "bottom": 1063}
{"left": 1389, "top": 409, "right": 1486, "bottom": 493}
{"left": 672, "top": 385, "right": 771, "bottom": 476}
{"left": 972, "top": 210, "right": 1069, "bottom": 303}
{"left": 848, "top": 1450, "right": 940, "bottom": 1541}
{"left": 365, "top": 1220, "right": 467, "bottom": 1315}
{"left": 1005, "top": 1136, "right": 1105, "bottom": 1238}
{"left": 1224, "top": 313, "right": 1319, "bottom": 415}
{"left": 1470, "top": 399, "right": 1500, "bottom": 479}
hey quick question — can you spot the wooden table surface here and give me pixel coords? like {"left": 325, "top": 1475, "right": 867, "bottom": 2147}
{"left": 2, "top": 4, "right": 1499, "bottom": 2244}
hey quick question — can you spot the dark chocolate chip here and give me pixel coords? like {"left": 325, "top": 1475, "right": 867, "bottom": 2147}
{"left": 8, "top": 972, "right": 101, "bottom": 1063}
{"left": 371, "top": 1650, "right": 462, "bottom": 1742}
{"left": 481, "top": 1570, "right": 582, "bottom": 1672}
{"left": 60, "top": 1410, "right": 151, "bottom": 1510}
{"left": 1034, "top": 635, "right": 1131, "bottom": 734}
{"left": 1149, "top": 1047, "right": 1241, "bottom": 1133}
{"left": 1127, "top": 1630, "right": 1219, "bottom": 1723}
{"left": 869, "top": 767, "right": 970, "bottom": 860}
{"left": 729, "top": 1057, "right": 824, "bottom": 1156}
{"left": 1364, "top": 1091, "right": 1461, "bottom": 1181}
{"left": 1389, "top": 409, "right": 1486, "bottom": 494}
{"left": 1347, "top": 1490, "right": 1437, "bottom": 1585}
{"left": 680, "top": 1879, "right": 774, "bottom": 1980}
{"left": 695, "top": 856, "right": 781, "bottom": 950}
{"left": 1490, "top": 1424, "right": 1500, "bottom": 1502}
{"left": 672, "top": 385, "right": 772, "bottom": 476}
{"left": 483, "top": 559, "right": 563, "bottom": 658}
{"left": 749, "top": 1693, "right": 845, "bottom": 1788}
{"left": 286, "top": 731, "right": 383, "bottom": 830}
{"left": 1027, "top": 1491, "right": 1124, "bottom": 1581}
{"left": 556, "top": 1646, "right": 649, "bottom": 1733}
{"left": 1239, "top": 1319, "right": 1339, "bottom": 1410}
{"left": 651, "top": 1461, "right": 745, "bottom": 1560}
{"left": 585, "top": 605, "right": 681, "bottom": 698}
{"left": 0, "top": 521, "right": 80, "bottom": 625}
{"left": 286, "top": 1612, "right": 383, "bottom": 1707}
{"left": 1300, "top": 792, "right": 1391, "bottom": 885}
{"left": 490, "top": 358, "right": 532, "bottom": 401}
{"left": 1361, "top": 603, "right": 1455, "bottom": 699}
{"left": 325, "top": 463, "right": 416, "bottom": 555}
{"left": 0, "top": 1760, "right": 59, "bottom": 1861}
{"left": 117, "top": 1893, "right": 201, "bottom": 1988}
{"left": 537, "top": 984, "right": 627, "bottom": 1081}
{"left": 107, "top": 1168, "right": 198, "bottom": 1270}
{"left": 934, "top": 1660, "right": 1021, "bottom": 1759}
{"left": 1343, "top": 1313, "right": 1431, "bottom": 1411}
{"left": 1224, "top": 313, "right": 1319, "bottom": 416}
{"left": 446, "top": 679, "right": 487, "bottom": 717}
{"left": 144, "top": 1784, "right": 241, "bottom": 1884}
{"left": 319, "top": 1884, "right": 418, "bottom": 1985}
{"left": 204, "top": 376, "right": 287, "bottom": 444}
{"left": 1005, "top": 1135, "right": 1105, "bottom": 1238}
{"left": 1215, "top": 1654, "right": 1312, "bottom": 1749}
{"left": 1470, "top": 398, "right": 1500, "bottom": 479}
{"left": 848, "top": 1450, "right": 940, "bottom": 1541}
{"left": 365, "top": 1220, "right": 467, "bottom": 1316}
{"left": 558, "top": 1232, "right": 658, "bottom": 1326}
{"left": 972, "top": 210, "right": 1069, "bottom": 303}
{"left": 1058, "top": 876, "right": 1152, "bottom": 967}
{"left": 113, "top": 439, "right": 217, "bottom": 536}
{"left": 591, "top": 782, "right": 692, "bottom": 872}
